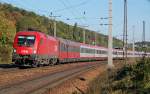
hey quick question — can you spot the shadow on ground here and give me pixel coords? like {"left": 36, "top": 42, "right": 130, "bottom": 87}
{"left": 0, "top": 63, "right": 17, "bottom": 69}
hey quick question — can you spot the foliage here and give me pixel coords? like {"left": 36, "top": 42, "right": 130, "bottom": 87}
{"left": 0, "top": 15, "right": 16, "bottom": 44}
{"left": 0, "top": 45, "right": 12, "bottom": 63}
{"left": 112, "top": 59, "right": 150, "bottom": 93}
{"left": 86, "top": 59, "right": 150, "bottom": 94}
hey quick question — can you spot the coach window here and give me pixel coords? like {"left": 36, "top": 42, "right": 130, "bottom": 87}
{"left": 84, "top": 48, "right": 86, "bottom": 53}
{"left": 80, "top": 48, "right": 82, "bottom": 53}
{"left": 75, "top": 47, "right": 77, "bottom": 52}
{"left": 72, "top": 46, "right": 74, "bottom": 52}
{"left": 68, "top": 46, "right": 70, "bottom": 52}
{"left": 61, "top": 43, "right": 63, "bottom": 51}
{"left": 91, "top": 49, "right": 93, "bottom": 53}
{"left": 87, "top": 48, "right": 90, "bottom": 53}
{"left": 85, "top": 48, "right": 87, "bottom": 53}
{"left": 63, "top": 44, "right": 65, "bottom": 51}
{"left": 101, "top": 50, "right": 103, "bottom": 54}
{"left": 85, "top": 48, "right": 86, "bottom": 53}
{"left": 61, "top": 43, "right": 65, "bottom": 51}
{"left": 99, "top": 50, "right": 101, "bottom": 54}
{"left": 77, "top": 47, "right": 79, "bottom": 52}
{"left": 74, "top": 47, "right": 76, "bottom": 52}
{"left": 60, "top": 43, "right": 63, "bottom": 51}
{"left": 70, "top": 46, "right": 72, "bottom": 52}
{"left": 97, "top": 50, "right": 100, "bottom": 54}
{"left": 89, "top": 49, "right": 91, "bottom": 53}
{"left": 76, "top": 47, "right": 78, "bottom": 52}
{"left": 92, "top": 49, "right": 94, "bottom": 54}
{"left": 81, "top": 48, "right": 83, "bottom": 53}
{"left": 83, "top": 48, "right": 86, "bottom": 53}
{"left": 71, "top": 46, "right": 73, "bottom": 52}
{"left": 85, "top": 48, "right": 88, "bottom": 53}
{"left": 65, "top": 44, "right": 67, "bottom": 51}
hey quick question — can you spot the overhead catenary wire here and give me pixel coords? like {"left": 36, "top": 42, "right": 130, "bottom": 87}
{"left": 54, "top": 0, "right": 89, "bottom": 13}
{"left": 65, "top": 0, "right": 87, "bottom": 22}
{"left": 58, "top": 0, "right": 85, "bottom": 25}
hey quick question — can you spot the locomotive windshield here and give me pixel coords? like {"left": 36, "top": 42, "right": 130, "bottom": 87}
{"left": 17, "top": 36, "right": 35, "bottom": 46}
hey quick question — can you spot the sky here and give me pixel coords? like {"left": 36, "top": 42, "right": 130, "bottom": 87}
{"left": 0, "top": 0, "right": 150, "bottom": 43}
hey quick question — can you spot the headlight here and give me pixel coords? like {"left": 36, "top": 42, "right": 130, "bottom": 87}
{"left": 13, "top": 49, "right": 16, "bottom": 53}
{"left": 33, "top": 50, "right": 36, "bottom": 54}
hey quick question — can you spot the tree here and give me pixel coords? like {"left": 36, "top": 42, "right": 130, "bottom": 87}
{"left": 73, "top": 23, "right": 78, "bottom": 41}
{"left": 16, "top": 16, "right": 40, "bottom": 32}
{"left": 0, "top": 15, "right": 16, "bottom": 44}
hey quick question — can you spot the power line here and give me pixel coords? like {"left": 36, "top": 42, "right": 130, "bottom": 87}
{"left": 58, "top": 0, "right": 89, "bottom": 27}
{"left": 58, "top": 0, "right": 83, "bottom": 24}
{"left": 54, "top": 0, "right": 89, "bottom": 12}
{"left": 66, "top": 0, "right": 87, "bottom": 22}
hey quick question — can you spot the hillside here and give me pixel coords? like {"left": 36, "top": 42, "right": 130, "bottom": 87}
{"left": 135, "top": 41, "right": 150, "bottom": 47}
{"left": 0, "top": 3, "right": 123, "bottom": 63}
{"left": 128, "top": 41, "right": 150, "bottom": 52}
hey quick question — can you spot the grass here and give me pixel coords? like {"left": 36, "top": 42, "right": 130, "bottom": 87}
{"left": 86, "top": 69, "right": 116, "bottom": 94}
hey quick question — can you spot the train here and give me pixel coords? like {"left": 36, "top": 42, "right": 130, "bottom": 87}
{"left": 12, "top": 30, "right": 150, "bottom": 67}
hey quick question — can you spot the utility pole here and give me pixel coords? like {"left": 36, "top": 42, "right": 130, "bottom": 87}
{"left": 143, "top": 21, "right": 145, "bottom": 47}
{"left": 132, "top": 26, "right": 135, "bottom": 58}
{"left": 49, "top": 12, "right": 61, "bottom": 37}
{"left": 79, "top": 25, "right": 88, "bottom": 44}
{"left": 142, "top": 21, "right": 146, "bottom": 57}
{"left": 54, "top": 20, "right": 57, "bottom": 37}
{"left": 108, "top": 0, "right": 114, "bottom": 67}
{"left": 123, "top": 0, "right": 128, "bottom": 64}
{"left": 83, "top": 28, "right": 86, "bottom": 44}
{"left": 95, "top": 31, "right": 97, "bottom": 46}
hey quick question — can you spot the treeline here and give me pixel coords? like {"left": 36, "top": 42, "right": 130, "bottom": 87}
{"left": 0, "top": 3, "right": 122, "bottom": 63}
{"left": 0, "top": 3, "right": 123, "bottom": 46}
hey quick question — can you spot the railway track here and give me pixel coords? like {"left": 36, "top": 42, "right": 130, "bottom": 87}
{"left": 0, "top": 64, "right": 19, "bottom": 75}
{"left": 0, "top": 68, "right": 18, "bottom": 75}
{"left": 0, "top": 62, "right": 105, "bottom": 94}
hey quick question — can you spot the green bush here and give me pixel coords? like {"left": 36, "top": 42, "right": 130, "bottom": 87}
{"left": 86, "top": 59, "right": 150, "bottom": 94}
{"left": 0, "top": 45, "right": 12, "bottom": 64}
{"left": 112, "top": 59, "right": 150, "bottom": 93}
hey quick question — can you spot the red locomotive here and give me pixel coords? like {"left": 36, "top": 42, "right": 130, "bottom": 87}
{"left": 12, "top": 31, "right": 59, "bottom": 67}
{"left": 12, "top": 30, "right": 150, "bottom": 67}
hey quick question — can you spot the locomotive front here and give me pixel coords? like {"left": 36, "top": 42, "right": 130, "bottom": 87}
{"left": 12, "top": 31, "right": 39, "bottom": 67}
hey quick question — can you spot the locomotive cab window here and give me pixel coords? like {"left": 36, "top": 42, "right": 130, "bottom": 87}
{"left": 18, "top": 36, "right": 35, "bottom": 47}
